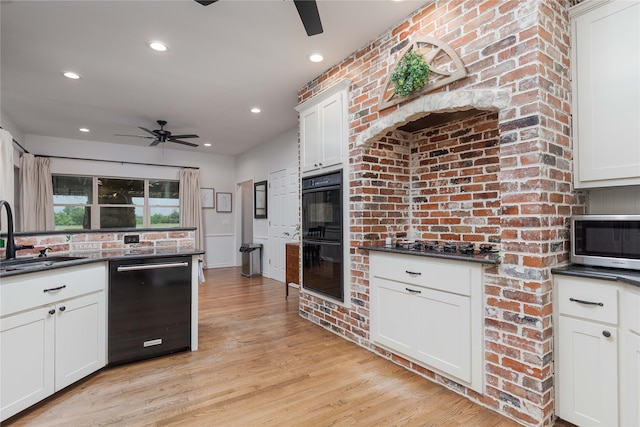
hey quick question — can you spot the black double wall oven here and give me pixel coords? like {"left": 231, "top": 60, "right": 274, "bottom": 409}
{"left": 301, "top": 170, "right": 344, "bottom": 301}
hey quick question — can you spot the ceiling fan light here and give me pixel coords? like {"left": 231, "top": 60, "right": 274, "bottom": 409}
{"left": 148, "top": 41, "right": 168, "bottom": 52}
{"left": 204, "top": 143, "right": 212, "bottom": 147}
{"left": 250, "top": 107, "right": 261, "bottom": 114}
{"left": 309, "top": 53, "right": 324, "bottom": 63}
{"left": 62, "top": 71, "right": 81, "bottom": 80}
{"left": 78, "top": 127, "right": 90, "bottom": 133}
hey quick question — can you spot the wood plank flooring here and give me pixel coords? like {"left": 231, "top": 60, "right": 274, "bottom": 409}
{"left": 4, "top": 267, "right": 571, "bottom": 426}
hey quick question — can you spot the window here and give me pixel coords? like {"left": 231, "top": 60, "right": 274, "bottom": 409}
{"left": 53, "top": 175, "right": 180, "bottom": 230}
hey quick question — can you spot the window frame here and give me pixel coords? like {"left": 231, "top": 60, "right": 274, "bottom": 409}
{"left": 52, "top": 174, "right": 180, "bottom": 230}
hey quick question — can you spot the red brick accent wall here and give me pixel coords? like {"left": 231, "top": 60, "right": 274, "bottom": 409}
{"left": 298, "top": 1, "right": 584, "bottom": 426}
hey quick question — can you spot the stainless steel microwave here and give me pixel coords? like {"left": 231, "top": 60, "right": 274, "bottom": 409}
{"left": 571, "top": 215, "right": 640, "bottom": 270}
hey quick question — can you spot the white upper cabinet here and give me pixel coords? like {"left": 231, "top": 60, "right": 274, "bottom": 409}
{"left": 296, "top": 80, "right": 350, "bottom": 175}
{"left": 571, "top": 0, "right": 640, "bottom": 188}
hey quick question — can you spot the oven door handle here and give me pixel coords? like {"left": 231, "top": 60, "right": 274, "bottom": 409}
{"left": 116, "top": 261, "right": 189, "bottom": 272}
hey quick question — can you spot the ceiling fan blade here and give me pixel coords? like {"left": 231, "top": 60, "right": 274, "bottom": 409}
{"left": 114, "top": 133, "right": 154, "bottom": 139}
{"left": 149, "top": 140, "right": 161, "bottom": 146}
{"left": 293, "top": 0, "right": 323, "bottom": 36}
{"left": 171, "top": 139, "right": 199, "bottom": 147}
{"left": 138, "top": 126, "right": 159, "bottom": 137}
{"left": 194, "top": 0, "right": 218, "bottom": 5}
{"left": 169, "top": 134, "right": 199, "bottom": 139}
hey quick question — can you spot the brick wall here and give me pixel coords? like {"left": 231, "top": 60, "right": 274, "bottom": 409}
{"left": 1, "top": 230, "right": 196, "bottom": 258}
{"left": 298, "top": 1, "right": 585, "bottom": 426}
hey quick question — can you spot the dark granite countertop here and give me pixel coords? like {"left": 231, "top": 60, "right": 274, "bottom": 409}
{"left": 358, "top": 242, "right": 501, "bottom": 265}
{"left": 0, "top": 247, "right": 204, "bottom": 278}
{"left": 552, "top": 264, "right": 640, "bottom": 288}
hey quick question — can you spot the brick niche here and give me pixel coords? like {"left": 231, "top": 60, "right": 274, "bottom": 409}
{"left": 298, "top": 1, "right": 587, "bottom": 426}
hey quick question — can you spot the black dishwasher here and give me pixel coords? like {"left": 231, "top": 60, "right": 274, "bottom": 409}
{"left": 108, "top": 256, "right": 192, "bottom": 366}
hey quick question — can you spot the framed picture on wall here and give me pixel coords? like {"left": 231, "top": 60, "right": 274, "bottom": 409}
{"left": 254, "top": 180, "right": 267, "bottom": 219}
{"left": 200, "top": 188, "right": 214, "bottom": 209}
{"left": 216, "top": 192, "right": 232, "bottom": 213}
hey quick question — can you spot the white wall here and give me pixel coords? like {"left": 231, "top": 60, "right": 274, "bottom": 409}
{"left": 23, "top": 134, "right": 237, "bottom": 268}
{"left": 235, "top": 127, "right": 298, "bottom": 278}
{"left": 12, "top": 128, "right": 298, "bottom": 273}
{"left": 1, "top": 110, "right": 25, "bottom": 145}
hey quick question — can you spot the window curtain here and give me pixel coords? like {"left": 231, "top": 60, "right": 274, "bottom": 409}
{"left": 20, "top": 153, "right": 55, "bottom": 231}
{"left": 179, "top": 168, "right": 203, "bottom": 254}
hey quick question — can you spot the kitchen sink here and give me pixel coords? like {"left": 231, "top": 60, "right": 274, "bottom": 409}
{"left": 0, "top": 256, "right": 86, "bottom": 272}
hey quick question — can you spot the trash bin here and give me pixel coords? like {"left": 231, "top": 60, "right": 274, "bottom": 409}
{"left": 239, "top": 243, "right": 263, "bottom": 277}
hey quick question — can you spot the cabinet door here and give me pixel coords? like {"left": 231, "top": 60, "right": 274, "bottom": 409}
{"left": 54, "top": 292, "right": 105, "bottom": 391}
{"left": 414, "top": 288, "right": 471, "bottom": 382}
{"left": 0, "top": 308, "right": 55, "bottom": 421}
{"left": 557, "top": 316, "right": 618, "bottom": 426}
{"left": 300, "top": 106, "right": 321, "bottom": 173}
{"left": 572, "top": 0, "right": 640, "bottom": 188}
{"left": 370, "top": 278, "right": 413, "bottom": 354}
{"left": 622, "top": 331, "right": 640, "bottom": 427}
{"left": 319, "top": 92, "right": 344, "bottom": 169}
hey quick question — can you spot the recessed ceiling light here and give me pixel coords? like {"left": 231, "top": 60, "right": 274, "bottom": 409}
{"left": 148, "top": 41, "right": 168, "bottom": 52}
{"left": 204, "top": 143, "right": 212, "bottom": 147}
{"left": 309, "top": 53, "right": 324, "bottom": 63}
{"left": 62, "top": 71, "right": 82, "bottom": 80}
{"left": 250, "top": 107, "right": 261, "bottom": 114}
{"left": 78, "top": 127, "right": 90, "bottom": 133}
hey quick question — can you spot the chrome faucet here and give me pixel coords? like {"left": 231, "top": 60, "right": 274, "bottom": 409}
{"left": 0, "top": 200, "right": 34, "bottom": 260}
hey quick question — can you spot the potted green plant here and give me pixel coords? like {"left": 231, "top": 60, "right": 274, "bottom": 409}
{"left": 390, "top": 50, "right": 430, "bottom": 97}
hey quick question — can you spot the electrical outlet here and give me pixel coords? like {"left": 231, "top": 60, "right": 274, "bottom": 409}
{"left": 124, "top": 234, "right": 140, "bottom": 244}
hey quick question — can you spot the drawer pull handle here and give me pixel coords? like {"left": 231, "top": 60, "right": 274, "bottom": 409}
{"left": 569, "top": 297, "right": 603, "bottom": 307}
{"left": 116, "top": 262, "right": 189, "bottom": 272}
{"left": 602, "top": 330, "right": 611, "bottom": 338}
{"left": 405, "top": 287, "right": 422, "bottom": 294}
{"left": 43, "top": 285, "right": 67, "bottom": 293}
{"left": 405, "top": 270, "right": 422, "bottom": 276}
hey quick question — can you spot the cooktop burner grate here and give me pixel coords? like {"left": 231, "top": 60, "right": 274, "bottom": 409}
{"left": 393, "top": 240, "right": 497, "bottom": 255}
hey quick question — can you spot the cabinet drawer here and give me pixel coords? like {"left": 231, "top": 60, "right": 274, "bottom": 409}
{"left": 557, "top": 276, "right": 618, "bottom": 324}
{"left": 1, "top": 263, "right": 107, "bottom": 317}
{"left": 370, "top": 252, "right": 480, "bottom": 296}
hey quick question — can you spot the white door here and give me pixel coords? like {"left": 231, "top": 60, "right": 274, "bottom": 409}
{"left": 268, "top": 166, "right": 298, "bottom": 283}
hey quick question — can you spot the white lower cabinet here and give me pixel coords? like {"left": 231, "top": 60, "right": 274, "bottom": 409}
{"left": 0, "top": 307, "right": 55, "bottom": 421}
{"left": 370, "top": 252, "right": 483, "bottom": 392}
{"left": 623, "top": 331, "right": 640, "bottom": 427}
{"left": 554, "top": 274, "right": 640, "bottom": 427}
{"left": 0, "top": 264, "right": 107, "bottom": 422}
{"left": 556, "top": 316, "right": 618, "bottom": 426}
{"left": 54, "top": 292, "right": 105, "bottom": 391}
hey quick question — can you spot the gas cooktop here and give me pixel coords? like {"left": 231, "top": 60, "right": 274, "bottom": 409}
{"left": 392, "top": 240, "right": 498, "bottom": 256}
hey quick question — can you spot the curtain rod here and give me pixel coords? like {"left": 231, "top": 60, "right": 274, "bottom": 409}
{"left": 35, "top": 154, "right": 199, "bottom": 170}
{"left": 0, "top": 126, "right": 30, "bottom": 154}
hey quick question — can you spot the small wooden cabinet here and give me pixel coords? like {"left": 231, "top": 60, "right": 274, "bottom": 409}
{"left": 0, "top": 264, "right": 107, "bottom": 421}
{"left": 571, "top": 0, "right": 640, "bottom": 188}
{"left": 285, "top": 242, "right": 300, "bottom": 296}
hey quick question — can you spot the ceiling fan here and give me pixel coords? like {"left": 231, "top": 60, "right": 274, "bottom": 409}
{"left": 115, "top": 120, "right": 200, "bottom": 147}
{"left": 195, "top": 0, "right": 323, "bottom": 36}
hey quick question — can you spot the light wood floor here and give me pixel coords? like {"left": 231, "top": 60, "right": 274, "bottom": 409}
{"left": 5, "top": 267, "right": 571, "bottom": 426}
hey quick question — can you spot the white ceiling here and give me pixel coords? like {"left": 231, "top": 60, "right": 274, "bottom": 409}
{"left": 1, "top": 0, "right": 425, "bottom": 156}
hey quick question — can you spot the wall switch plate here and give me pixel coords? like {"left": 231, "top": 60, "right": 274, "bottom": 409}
{"left": 124, "top": 234, "right": 140, "bottom": 244}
